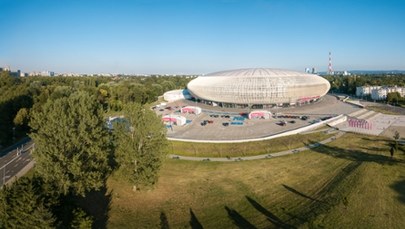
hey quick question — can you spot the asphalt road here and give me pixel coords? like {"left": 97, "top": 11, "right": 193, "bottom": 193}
{"left": 0, "top": 140, "right": 34, "bottom": 186}
{"left": 0, "top": 137, "right": 31, "bottom": 157}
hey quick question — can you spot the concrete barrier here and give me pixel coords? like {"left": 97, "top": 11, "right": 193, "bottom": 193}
{"left": 345, "top": 100, "right": 365, "bottom": 108}
{"left": 327, "top": 115, "right": 347, "bottom": 127}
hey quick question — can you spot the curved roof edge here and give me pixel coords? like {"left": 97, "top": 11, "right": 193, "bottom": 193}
{"left": 203, "top": 68, "right": 318, "bottom": 77}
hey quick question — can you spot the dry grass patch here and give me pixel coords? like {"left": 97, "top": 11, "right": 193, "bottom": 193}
{"left": 107, "top": 133, "right": 405, "bottom": 228}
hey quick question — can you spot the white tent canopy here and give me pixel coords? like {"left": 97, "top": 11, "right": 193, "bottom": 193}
{"left": 181, "top": 106, "right": 202, "bottom": 115}
{"left": 248, "top": 110, "right": 272, "bottom": 119}
{"left": 162, "top": 115, "right": 187, "bottom": 126}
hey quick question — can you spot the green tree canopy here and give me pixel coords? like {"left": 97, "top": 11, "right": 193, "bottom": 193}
{"left": 114, "top": 103, "right": 167, "bottom": 190}
{"left": 29, "top": 91, "right": 111, "bottom": 196}
{"left": 70, "top": 208, "right": 93, "bottom": 229}
{"left": 386, "top": 92, "right": 402, "bottom": 104}
{"left": 13, "top": 107, "right": 29, "bottom": 126}
{"left": 0, "top": 177, "right": 56, "bottom": 229}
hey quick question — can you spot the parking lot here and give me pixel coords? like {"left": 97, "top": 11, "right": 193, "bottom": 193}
{"left": 154, "top": 95, "right": 361, "bottom": 141}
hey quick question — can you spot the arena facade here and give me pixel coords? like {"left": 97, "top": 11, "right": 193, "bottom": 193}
{"left": 187, "top": 68, "right": 330, "bottom": 109}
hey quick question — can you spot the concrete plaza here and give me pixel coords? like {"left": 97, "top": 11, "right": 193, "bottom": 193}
{"left": 156, "top": 95, "right": 361, "bottom": 141}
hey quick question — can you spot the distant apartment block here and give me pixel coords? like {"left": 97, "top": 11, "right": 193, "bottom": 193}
{"left": 0, "top": 66, "right": 25, "bottom": 77}
{"left": 356, "top": 85, "right": 405, "bottom": 100}
{"left": 28, "top": 71, "right": 55, "bottom": 76}
{"left": 356, "top": 86, "right": 381, "bottom": 97}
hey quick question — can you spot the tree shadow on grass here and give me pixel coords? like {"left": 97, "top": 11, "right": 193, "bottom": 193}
{"left": 224, "top": 206, "right": 257, "bottom": 229}
{"left": 245, "top": 196, "right": 295, "bottom": 229}
{"left": 390, "top": 179, "right": 405, "bottom": 205}
{"left": 276, "top": 161, "right": 362, "bottom": 227}
{"left": 281, "top": 184, "right": 326, "bottom": 204}
{"left": 189, "top": 208, "right": 203, "bottom": 229}
{"left": 398, "top": 146, "right": 405, "bottom": 154}
{"left": 279, "top": 208, "right": 307, "bottom": 225}
{"left": 306, "top": 140, "right": 404, "bottom": 165}
{"left": 160, "top": 211, "right": 170, "bottom": 229}
{"left": 75, "top": 185, "right": 112, "bottom": 229}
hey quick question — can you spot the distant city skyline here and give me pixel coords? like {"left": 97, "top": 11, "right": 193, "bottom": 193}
{"left": 1, "top": 0, "right": 404, "bottom": 74}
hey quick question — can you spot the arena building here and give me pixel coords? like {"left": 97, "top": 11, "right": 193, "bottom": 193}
{"left": 187, "top": 68, "right": 331, "bottom": 109}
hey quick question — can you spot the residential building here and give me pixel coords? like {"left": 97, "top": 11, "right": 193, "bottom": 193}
{"left": 357, "top": 85, "right": 405, "bottom": 100}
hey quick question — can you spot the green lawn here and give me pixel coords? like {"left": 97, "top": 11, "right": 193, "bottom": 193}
{"left": 107, "top": 133, "right": 405, "bottom": 228}
{"left": 169, "top": 131, "right": 333, "bottom": 157}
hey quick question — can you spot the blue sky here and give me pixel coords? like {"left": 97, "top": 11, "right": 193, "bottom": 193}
{"left": 1, "top": 0, "right": 404, "bottom": 74}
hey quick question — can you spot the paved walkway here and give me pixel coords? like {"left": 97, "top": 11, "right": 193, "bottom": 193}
{"left": 168, "top": 131, "right": 346, "bottom": 162}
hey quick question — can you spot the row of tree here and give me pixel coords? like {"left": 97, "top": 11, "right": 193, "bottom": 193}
{"left": 324, "top": 74, "right": 405, "bottom": 95}
{"left": 0, "top": 72, "right": 182, "bottom": 228}
{"left": 0, "top": 71, "right": 192, "bottom": 148}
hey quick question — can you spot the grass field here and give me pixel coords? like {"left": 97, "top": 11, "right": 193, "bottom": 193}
{"left": 169, "top": 131, "right": 333, "bottom": 157}
{"left": 366, "top": 105, "right": 403, "bottom": 115}
{"left": 106, "top": 133, "right": 405, "bottom": 228}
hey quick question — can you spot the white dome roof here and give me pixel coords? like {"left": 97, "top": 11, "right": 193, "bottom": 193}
{"left": 204, "top": 68, "right": 315, "bottom": 77}
{"left": 187, "top": 68, "right": 330, "bottom": 105}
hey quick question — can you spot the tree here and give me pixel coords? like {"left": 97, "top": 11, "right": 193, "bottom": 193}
{"left": 71, "top": 208, "right": 93, "bottom": 229}
{"left": 29, "top": 91, "right": 111, "bottom": 196}
{"left": 0, "top": 177, "right": 56, "bottom": 228}
{"left": 0, "top": 71, "right": 13, "bottom": 87}
{"left": 13, "top": 107, "right": 29, "bottom": 126}
{"left": 386, "top": 92, "right": 401, "bottom": 104}
{"left": 161, "top": 80, "right": 176, "bottom": 92}
{"left": 394, "top": 130, "right": 400, "bottom": 141}
{"left": 114, "top": 103, "right": 167, "bottom": 191}
{"left": 394, "top": 130, "right": 400, "bottom": 151}
{"left": 97, "top": 87, "right": 110, "bottom": 110}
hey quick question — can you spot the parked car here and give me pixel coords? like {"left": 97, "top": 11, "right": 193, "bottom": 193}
{"left": 277, "top": 121, "right": 287, "bottom": 126}
{"left": 301, "top": 116, "right": 309, "bottom": 120}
